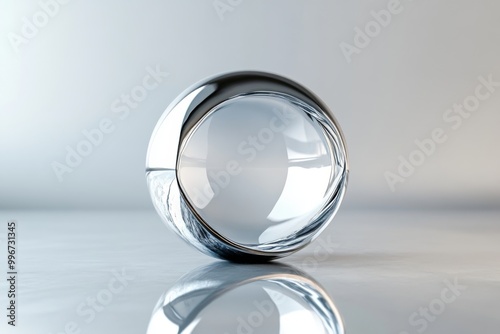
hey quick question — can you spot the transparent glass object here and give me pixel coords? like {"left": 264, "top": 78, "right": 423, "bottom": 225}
{"left": 146, "top": 72, "right": 348, "bottom": 261}
{"left": 146, "top": 263, "right": 344, "bottom": 334}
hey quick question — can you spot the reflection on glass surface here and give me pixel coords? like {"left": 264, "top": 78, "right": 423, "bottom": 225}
{"left": 146, "top": 262, "right": 344, "bottom": 334}
{"left": 177, "top": 93, "right": 335, "bottom": 245}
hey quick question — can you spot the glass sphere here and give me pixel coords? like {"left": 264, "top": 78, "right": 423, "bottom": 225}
{"left": 146, "top": 72, "right": 348, "bottom": 261}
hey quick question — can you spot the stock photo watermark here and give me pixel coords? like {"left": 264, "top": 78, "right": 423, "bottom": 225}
{"left": 47, "top": 268, "right": 134, "bottom": 334}
{"left": 7, "top": 0, "right": 73, "bottom": 53}
{"left": 223, "top": 275, "right": 332, "bottom": 334}
{"left": 225, "top": 298, "right": 274, "bottom": 334}
{"left": 190, "top": 104, "right": 298, "bottom": 209}
{"left": 51, "top": 64, "right": 169, "bottom": 182}
{"left": 213, "top": 0, "right": 243, "bottom": 21}
{"left": 385, "top": 74, "right": 499, "bottom": 192}
{"left": 5, "top": 220, "right": 18, "bottom": 327}
{"left": 399, "top": 278, "right": 466, "bottom": 334}
{"left": 223, "top": 284, "right": 299, "bottom": 334}
{"left": 340, "top": 0, "right": 417, "bottom": 64}
{"left": 298, "top": 234, "right": 340, "bottom": 272}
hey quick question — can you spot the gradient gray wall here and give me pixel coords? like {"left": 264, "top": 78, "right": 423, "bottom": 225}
{"left": 1, "top": 0, "right": 499, "bottom": 209}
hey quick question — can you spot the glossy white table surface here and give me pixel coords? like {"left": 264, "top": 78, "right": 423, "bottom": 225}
{"left": 0, "top": 209, "right": 498, "bottom": 334}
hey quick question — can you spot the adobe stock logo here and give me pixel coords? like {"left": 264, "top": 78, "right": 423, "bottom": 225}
{"left": 385, "top": 74, "right": 499, "bottom": 192}
{"left": 339, "top": 0, "right": 417, "bottom": 63}
{"left": 47, "top": 268, "right": 134, "bottom": 334}
{"left": 51, "top": 65, "right": 169, "bottom": 182}
{"left": 213, "top": 0, "right": 243, "bottom": 21}
{"left": 224, "top": 299, "right": 274, "bottom": 334}
{"left": 399, "top": 278, "right": 466, "bottom": 334}
{"left": 7, "top": 0, "right": 73, "bottom": 53}
{"left": 189, "top": 105, "right": 297, "bottom": 209}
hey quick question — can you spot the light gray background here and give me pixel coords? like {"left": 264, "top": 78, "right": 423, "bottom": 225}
{"left": 1, "top": 2, "right": 499, "bottom": 334}
{"left": 1, "top": 0, "right": 499, "bottom": 210}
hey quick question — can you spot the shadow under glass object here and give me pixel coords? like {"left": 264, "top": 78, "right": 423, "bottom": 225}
{"left": 146, "top": 262, "right": 344, "bottom": 334}
{"left": 146, "top": 72, "right": 349, "bottom": 262}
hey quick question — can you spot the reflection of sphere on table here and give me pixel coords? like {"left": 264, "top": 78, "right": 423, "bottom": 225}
{"left": 146, "top": 262, "right": 344, "bottom": 334}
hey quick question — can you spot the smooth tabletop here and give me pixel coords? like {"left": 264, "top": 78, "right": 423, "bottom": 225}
{"left": 0, "top": 209, "right": 498, "bottom": 334}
